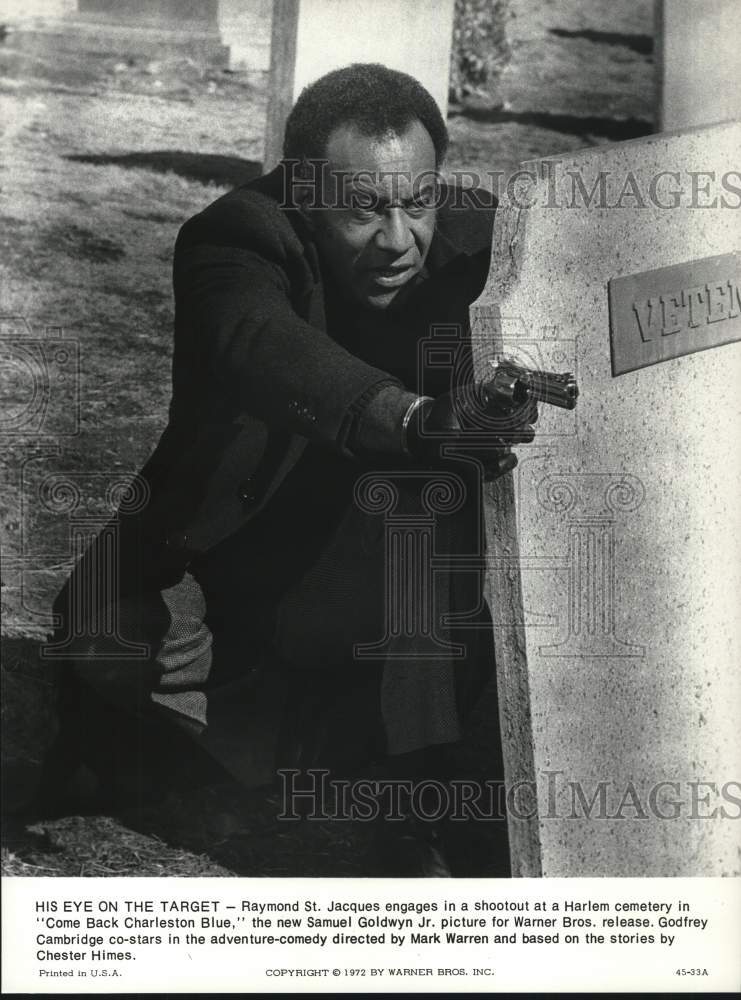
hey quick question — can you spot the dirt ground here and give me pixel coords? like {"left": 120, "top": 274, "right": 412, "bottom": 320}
{"left": 1, "top": 7, "right": 653, "bottom": 877}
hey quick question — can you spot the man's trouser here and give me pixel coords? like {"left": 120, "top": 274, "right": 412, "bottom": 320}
{"left": 47, "top": 460, "right": 499, "bottom": 789}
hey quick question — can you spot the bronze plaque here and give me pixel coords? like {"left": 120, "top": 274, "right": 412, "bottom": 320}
{"left": 608, "top": 253, "right": 741, "bottom": 376}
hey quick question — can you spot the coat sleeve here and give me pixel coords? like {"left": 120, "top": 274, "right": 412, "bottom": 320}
{"left": 172, "top": 190, "right": 408, "bottom": 454}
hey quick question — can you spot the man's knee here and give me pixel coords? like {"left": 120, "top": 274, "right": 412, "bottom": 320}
{"left": 51, "top": 571, "right": 213, "bottom": 710}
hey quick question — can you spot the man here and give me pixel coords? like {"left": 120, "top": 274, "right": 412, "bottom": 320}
{"left": 44, "top": 64, "right": 536, "bottom": 876}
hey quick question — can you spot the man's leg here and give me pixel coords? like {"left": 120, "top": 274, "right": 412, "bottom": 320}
{"left": 24, "top": 557, "right": 224, "bottom": 817}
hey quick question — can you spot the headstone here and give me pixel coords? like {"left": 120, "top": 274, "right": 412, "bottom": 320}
{"left": 470, "top": 120, "right": 741, "bottom": 876}
{"left": 77, "top": 0, "right": 218, "bottom": 25}
{"left": 263, "top": 0, "right": 455, "bottom": 168}
{"left": 655, "top": 0, "right": 741, "bottom": 130}
{"left": 218, "top": 0, "right": 271, "bottom": 76}
{"left": 12, "top": 0, "right": 229, "bottom": 64}
{"left": 0, "top": 0, "right": 76, "bottom": 19}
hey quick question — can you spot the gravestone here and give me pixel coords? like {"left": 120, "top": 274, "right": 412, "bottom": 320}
{"left": 470, "top": 120, "right": 741, "bottom": 876}
{"left": 655, "top": 0, "right": 741, "bottom": 130}
{"left": 77, "top": 0, "right": 218, "bottom": 24}
{"left": 263, "top": 0, "right": 455, "bottom": 168}
{"left": 218, "top": 0, "right": 271, "bottom": 76}
{"left": 13, "top": 0, "right": 229, "bottom": 64}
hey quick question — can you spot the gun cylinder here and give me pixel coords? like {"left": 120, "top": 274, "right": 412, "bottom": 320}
{"left": 482, "top": 363, "right": 578, "bottom": 411}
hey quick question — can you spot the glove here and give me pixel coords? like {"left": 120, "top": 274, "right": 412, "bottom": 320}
{"left": 403, "top": 384, "right": 537, "bottom": 480}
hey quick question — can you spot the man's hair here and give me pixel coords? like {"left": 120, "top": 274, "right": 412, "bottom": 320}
{"left": 283, "top": 63, "right": 449, "bottom": 166}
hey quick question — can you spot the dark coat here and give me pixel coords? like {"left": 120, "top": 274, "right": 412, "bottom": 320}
{"left": 51, "top": 167, "right": 499, "bottom": 752}
{"left": 131, "top": 166, "right": 497, "bottom": 574}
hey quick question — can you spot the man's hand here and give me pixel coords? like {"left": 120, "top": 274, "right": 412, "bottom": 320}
{"left": 350, "top": 383, "right": 537, "bottom": 479}
{"left": 403, "top": 386, "right": 537, "bottom": 480}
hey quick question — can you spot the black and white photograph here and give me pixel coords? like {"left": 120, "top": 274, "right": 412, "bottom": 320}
{"left": 1, "top": 0, "right": 739, "bottom": 993}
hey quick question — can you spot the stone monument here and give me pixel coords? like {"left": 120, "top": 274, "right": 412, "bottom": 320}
{"left": 471, "top": 120, "right": 741, "bottom": 876}
{"left": 12, "top": 0, "right": 229, "bottom": 64}
{"left": 218, "top": 0, "right": 271, "bottom": 77}
{"left": 263, "top": 0, "right": 455, "bottom": 168}
{"left": 655, "top": 0, "right": 741, "bottom": 131}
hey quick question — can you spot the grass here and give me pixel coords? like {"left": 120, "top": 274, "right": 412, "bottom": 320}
{"left": 2, "top": 818, "right": 234, "bottom": 877}
{"left": 0, "top": 75, "right": 249, "bottom": 632}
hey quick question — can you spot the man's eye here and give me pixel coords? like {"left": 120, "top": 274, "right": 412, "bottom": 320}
{"left": 351, "top": 208, "right": 378, "bottom": 222}
{"left": 404, "top": 203, "right": 430, "bottom": 218}
{"left": 349, "top": 191, "right": 377, "bottom": 211}
{"left": 410, "top": 188, "right": 438, "bottom": 210}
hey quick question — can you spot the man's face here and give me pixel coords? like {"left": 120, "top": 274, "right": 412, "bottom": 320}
{"left": 303, "top": 120, "right": 439, "bottom": 310}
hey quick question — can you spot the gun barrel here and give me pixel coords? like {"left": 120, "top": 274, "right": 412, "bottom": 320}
{"left": 524, "top": 371, "right": 579, "bottom": 410}
{"left": 482, "top": 362, "right": 579, "bottom": 411}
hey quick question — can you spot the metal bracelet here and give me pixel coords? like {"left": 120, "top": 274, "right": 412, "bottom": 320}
{"left": 400, "top": 395, "right": 433, "bottom": 456}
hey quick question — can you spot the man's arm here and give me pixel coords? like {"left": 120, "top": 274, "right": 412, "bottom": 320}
{"left": 173, "top": 192, "right": 418, "bottom": 455}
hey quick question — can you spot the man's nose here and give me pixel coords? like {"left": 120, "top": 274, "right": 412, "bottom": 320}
{"left": 375, "top": 208, "right": 414, "bottom": 254}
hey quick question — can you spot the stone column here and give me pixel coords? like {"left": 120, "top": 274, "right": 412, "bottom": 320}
{"left": 263, "top": 0, "right": 455, "bottom": 168}
{"left": 352, "top": 470, "right": 467, "bottom": 661}
{"left": 655, "top": 0, "right": 741, "bottom": 130}
{"left": 14, "top": 0, "right": 229, "bottom": 63}
{"left": 218, "top": 0, "right": 272, "bottom": 75}
{"left": 37, "top": 472, "right": 151, "bottom": 660}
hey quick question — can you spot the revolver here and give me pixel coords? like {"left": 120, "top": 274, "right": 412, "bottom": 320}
{"left": 481, "top": 358, "right": 578, "bottom": 412}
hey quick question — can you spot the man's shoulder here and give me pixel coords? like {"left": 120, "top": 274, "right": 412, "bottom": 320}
{"left": 175, "top": 167, "right": 303, "bottom": 260}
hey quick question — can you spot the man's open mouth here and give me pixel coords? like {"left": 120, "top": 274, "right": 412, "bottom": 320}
{"left": 370, "top": 265, "right": 415, "bottom": 288}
